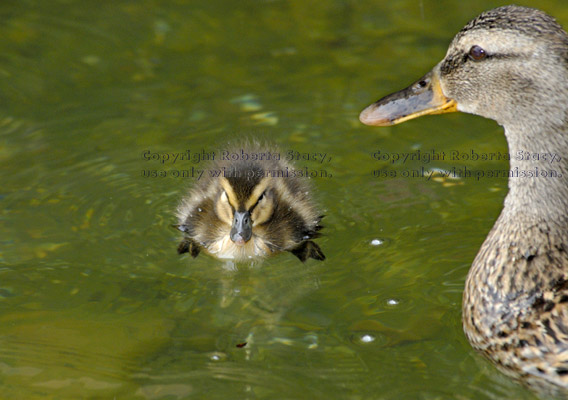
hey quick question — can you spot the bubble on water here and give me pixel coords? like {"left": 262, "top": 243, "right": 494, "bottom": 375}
{"left": 209, "top": 352, "right": 227, "bottom": 361}
{"left": 387, "top": 298, "right": 399, "bottom": 306}
{"left": 360, "top": 334, "right": 375, "bottom": 343}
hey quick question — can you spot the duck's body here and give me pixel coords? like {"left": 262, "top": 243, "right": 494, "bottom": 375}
{"left": 360, "top": 5, "right": 568, "bottom": 390}
{"left": 176, "top": 144, "right": 325, "bottom": 262}
{"left": 465, "top": 206, "right": 568, "bottom": 387}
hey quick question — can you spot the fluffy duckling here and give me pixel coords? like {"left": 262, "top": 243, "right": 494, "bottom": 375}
{"left": 360, "top": 5, "right": 568, "bottom": 391}
{"left": 176, "top": 145, "right": 325, "bottom": 262}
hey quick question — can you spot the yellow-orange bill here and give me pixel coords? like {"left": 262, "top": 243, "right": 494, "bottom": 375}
{"left": 359, "top": 69, "right": 458, "bottom": 126}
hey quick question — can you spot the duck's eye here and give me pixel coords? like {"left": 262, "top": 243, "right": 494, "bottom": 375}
{"left": 468, "top": 45, "right": 487, "bottom": 61}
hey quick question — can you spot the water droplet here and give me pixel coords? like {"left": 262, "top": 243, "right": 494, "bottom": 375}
{"left": 370, "top": 239, "right": 383, "bottom": 246}
{"left": 387, "top": 298, "right": 399, "bottom": 306}
{"left": 360, "top": 334, "right": 375, "bottom": 343}
{"left": 209, "top": 352, "right": 227, "bottom": 361}
{"left": 305, "top": 334, "right": 318, "bottom": 349}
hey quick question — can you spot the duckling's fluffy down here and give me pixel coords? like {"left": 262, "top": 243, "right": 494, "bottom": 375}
{"left": 176, "top": 144, "right": 325, "bottom": 262}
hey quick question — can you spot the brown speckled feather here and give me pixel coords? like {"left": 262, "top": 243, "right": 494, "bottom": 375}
{"left": 464, "top": 213, "right": 568, "bottom": 388}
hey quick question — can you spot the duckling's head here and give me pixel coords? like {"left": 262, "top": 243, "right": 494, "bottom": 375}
{"left": 360, "top": 5, "right": 568, "bottom": 131}
{"left": 177, "top": 152, "right": 325, "bottom": 262}
{"left": 178, "top": 165, "right": 280, "bottom": 260}
{"left": 215, "top": 170, "right": 277, "bottom": 248}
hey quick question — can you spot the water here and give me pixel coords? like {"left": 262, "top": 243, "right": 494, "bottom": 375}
{"left": 1, "top": 0, "right": 565, "bottom": 398}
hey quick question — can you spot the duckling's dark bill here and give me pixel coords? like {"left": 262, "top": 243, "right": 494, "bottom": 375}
{"left": 230, "top": 210, "right": 252, "bottom": 245}
{"left": 359, "top": 69, "right": 457, "bottom": 126}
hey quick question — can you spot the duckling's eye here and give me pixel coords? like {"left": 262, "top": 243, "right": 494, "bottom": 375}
{"left": 468, "top": 45, "right": 487, "bottom": 61}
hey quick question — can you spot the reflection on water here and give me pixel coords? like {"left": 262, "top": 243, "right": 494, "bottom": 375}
{"left": 1, "top": 0, "right": 563, "bottom": 398}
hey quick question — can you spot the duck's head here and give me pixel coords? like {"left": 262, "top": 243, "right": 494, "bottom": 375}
{"left": 360, "top": 5, "right": 568, "bottom": 131}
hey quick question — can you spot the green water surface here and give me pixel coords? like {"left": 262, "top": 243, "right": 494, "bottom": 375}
{"left": 1, "top": 0, "right": 567, "bottom": 399}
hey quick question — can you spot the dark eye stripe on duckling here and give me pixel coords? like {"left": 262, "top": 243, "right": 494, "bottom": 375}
{"left": 245, "top": 178, "right": 270, "bottom": 211}
{"left": 220, "top": 177, "right": 269, "bottom": 211}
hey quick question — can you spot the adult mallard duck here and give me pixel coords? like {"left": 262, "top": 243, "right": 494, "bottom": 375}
{"left": 176, "top": 144, "right": 325, "bottom": 262}
{"left": 360, "top": 5, "right": 568, "bottom": 391}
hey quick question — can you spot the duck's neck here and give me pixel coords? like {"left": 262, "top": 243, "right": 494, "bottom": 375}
{"left": 463, "top": 122, "right": 568, "bottom": 341}
{"left": 502, "top": 122, "right": 568, "bottom": 221}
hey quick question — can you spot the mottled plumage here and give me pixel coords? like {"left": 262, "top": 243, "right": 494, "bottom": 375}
{"left": 360, "top": 5, "right": 568, "bottom": 393}
{"left": 176, "top": 145, "right": 325, "bottom": 262}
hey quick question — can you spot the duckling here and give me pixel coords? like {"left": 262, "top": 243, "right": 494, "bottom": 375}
{"left": 176, "top": 145, "right": 325, "bottom": 262}
{"left": 360, "top": 5, "right": 568, "bottom": 390}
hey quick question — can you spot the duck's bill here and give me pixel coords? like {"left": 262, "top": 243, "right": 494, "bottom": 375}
{"left": 359, "top": 69, "right": 458, "bottom": 126}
